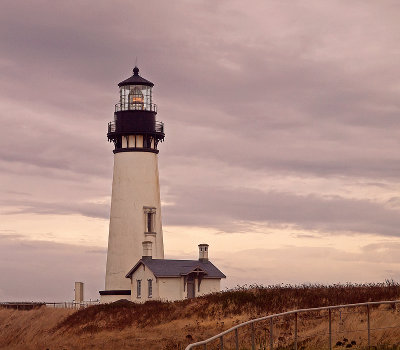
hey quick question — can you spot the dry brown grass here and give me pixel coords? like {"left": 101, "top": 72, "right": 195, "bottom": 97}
{"left": 1, "top": 283, "right": 400, "bottom": 350}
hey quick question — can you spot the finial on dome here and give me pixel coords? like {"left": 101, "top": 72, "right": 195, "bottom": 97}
{"left": 133, "top": 66, "right": 139, "bottom": 76}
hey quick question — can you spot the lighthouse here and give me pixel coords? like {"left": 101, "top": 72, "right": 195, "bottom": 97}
{"left": 100, "top": 67, "right": 165, "bottom": 303}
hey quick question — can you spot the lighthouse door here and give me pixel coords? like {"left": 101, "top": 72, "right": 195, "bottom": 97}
{"left": 187, "top": 276, "right": 195, "bottom": 299}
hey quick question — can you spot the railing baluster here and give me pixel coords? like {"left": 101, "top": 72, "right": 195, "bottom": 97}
{"left": 294, "top": 312, "right": 298, "bottom": 350}
{"left": 270, "top": 317, "right": 273, "bottom": 350}
{"left": 251, "top": 322, "right": 255, "bottom": 350}
{"left": 367, "top": 304, "right": 371, "bottom": 349}
{"left": 235, "top": 328, "right": 239, "bottom": 350}
{"left": 220, "top": 336, "right": 224, "bottom": 350}
{"left": 329, "top": 308, "right": 332, "bottom": 350}
{"left": 203, "top": 343, "right": 207, "bottom": 350}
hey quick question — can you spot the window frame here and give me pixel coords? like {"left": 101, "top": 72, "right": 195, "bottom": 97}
{"left": 148, "top": 279, "right": 153, "bottom": 298}
{"left": 143, "top": 207, "right": 156, "bottom": 234}
{"left": 137, "top": 279, "right": 142, "bottom": 298}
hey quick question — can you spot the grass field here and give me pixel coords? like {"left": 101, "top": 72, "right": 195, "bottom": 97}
{"left": 1, "top": 282, "right": 400, "bottom": 350}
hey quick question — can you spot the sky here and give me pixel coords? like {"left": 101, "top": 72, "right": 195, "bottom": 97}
{"left": 1, "top": 0, "right": 400, "bottom": 301}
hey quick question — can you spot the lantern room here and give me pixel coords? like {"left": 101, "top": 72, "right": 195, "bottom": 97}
{"left": 107, "top": 66, "right": 165, "bottom": 153}
{"left": 116, "top": 66, "right": 156, "bottom": 112}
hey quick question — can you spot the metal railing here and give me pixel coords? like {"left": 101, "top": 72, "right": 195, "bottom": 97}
{"left": 108, "top": 121, "right": 116, "bottom": 133}
{"left": 0, "top": 300, "right": 100, "bottom": 310}
{"left": 107, "top": 121, "right": 164, "bottom": 134}
{"left": 115, "top": 102, "right": 157, "bottom": 112}
{"left": 185, "top": 300, "right": 400, "bottom": 350}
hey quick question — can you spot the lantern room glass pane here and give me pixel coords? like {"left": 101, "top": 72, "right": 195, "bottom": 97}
{"left": 119, "top": 85, "right": 153, "bottom": 111}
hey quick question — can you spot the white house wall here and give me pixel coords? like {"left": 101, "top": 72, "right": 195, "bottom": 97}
{"left": 129, "top": 272, "right": 222, "bottom": 302}
{"left": 105, "top": 152, "right": 164, "bottom": 292}
{"left": 130, "top": 264, "right": 158, "bottom": 303}
{"left": 197, "top": 278, "right": 221, "bottom": 297}
{"left": 158, "top": 277, "right": 184, "bottom": 301}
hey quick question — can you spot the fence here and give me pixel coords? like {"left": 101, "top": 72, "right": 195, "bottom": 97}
{"left": 185, "top": 300, "right": 400, "bottom": 350}
{"left": 0, "top": 300, "right": 100, "bottom": 310}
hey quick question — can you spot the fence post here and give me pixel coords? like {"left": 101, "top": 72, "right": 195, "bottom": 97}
{"left": 220, "top": 336, "right": 224, "bottom": 350}
{"left": 235, "top": 328, "right": 239, "bottom": 350}
{"left": 329, "top": 308, "right": 332, "bottom": 350}
{"left": 270, "top": 317, "right": 273, "bottom": 350}
{"left": 367, "top": 304, "right": 371, "bottom": 349}
{"left": 294, "top": 312, "right": 298, "bottom": 350}
{"left": 251, "top": 322, "right": 255, "bottom": 350}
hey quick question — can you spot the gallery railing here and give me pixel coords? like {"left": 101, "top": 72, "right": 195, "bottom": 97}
{"left": 107, "top": 120, "right": 164, "bottom": 134}
{"left": 185, "top": 300, "right": 400, "bottom": 350}
{"left": 115, "top": 102, "right": 157, "bottom": 112}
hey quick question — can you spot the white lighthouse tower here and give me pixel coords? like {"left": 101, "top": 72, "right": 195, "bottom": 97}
{"left": 100, "top": 67, "right": 165, "bottom": 303}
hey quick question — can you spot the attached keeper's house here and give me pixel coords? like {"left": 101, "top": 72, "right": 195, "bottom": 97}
{"left": 125, "top": 243, "right": 225, "bottom": 302}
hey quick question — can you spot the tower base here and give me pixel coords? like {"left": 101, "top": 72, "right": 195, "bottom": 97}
{"left": 99, "top": 289, "right": 131, "bottom": 304}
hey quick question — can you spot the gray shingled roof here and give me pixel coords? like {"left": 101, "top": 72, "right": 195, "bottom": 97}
{"left": 126, "top": 258, "right": 226, "bottom": 279}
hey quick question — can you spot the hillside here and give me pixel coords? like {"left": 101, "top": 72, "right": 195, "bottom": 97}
{"left": 1, "top": 283, "right": 400, "bottom": 350}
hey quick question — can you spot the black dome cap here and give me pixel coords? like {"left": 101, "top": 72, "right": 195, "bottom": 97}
{"left": 118, "top": 66, "right": 154, "bottom": 87}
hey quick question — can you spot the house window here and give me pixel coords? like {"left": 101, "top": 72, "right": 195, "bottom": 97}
{"left": 144, "top": 207, "right": 156, "bottom": 233}
{"left": 137, "top": 280, "right": 142, "bottom": 298}
{"left": 148, "top": 279, "right": 153, "bottom": 298}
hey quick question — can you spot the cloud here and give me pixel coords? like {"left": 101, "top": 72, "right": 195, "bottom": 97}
{"left": 1, "top": 198, "right": 109, "bottom": 220}
{"left": 218, "top": 242, "right": 400, "bottom": 287}
{"left": 164, "top": 187, "right": 400, "bottom": 236}
{"left": 0, "top": 235, "right": 106, "bottom": 301}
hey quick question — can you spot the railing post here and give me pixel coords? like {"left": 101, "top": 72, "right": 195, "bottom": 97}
{"left": 251, "top": 322, "right": 255, "bottom": 350}
{"left": 235, "top": 328, "right": 239, "bottom": 350}
{"left": 329, "top": 308, "right": 332, "bottom": 350}
{"left": 203, "top": 344, "right": 207, "bottom": 350}
{"left": 294, "top": 312, "right": 298, "bottom": 350}
{"left": 220, "top": 336, "right": 224, "bottom": 350}
{"left": 270, "top": 317, "right": 273, "bottom": 350}
{"left": 367, "top": 304, "right": 371, "bottom": 349}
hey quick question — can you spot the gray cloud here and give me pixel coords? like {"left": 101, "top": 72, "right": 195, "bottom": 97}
{"left": 1, "top": 198, "right": 109, "bottom": 220}
{"left": 219, "top": 243, "right": 400, "bottom": 286}
{"left": 164, "top": 186, "right": 400, "bottom": 236}
{"left": 0, "top": 235, "right": 105, "bottom": 301}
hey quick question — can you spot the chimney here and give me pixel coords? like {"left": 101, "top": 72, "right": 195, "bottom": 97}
{"left": 74, "top": 282, "right": 84, "bottom": 303}
{"left": 142, "top": 241, "right": 153, "bottom": 258}
{"left": 198, "top": 243, "right": 209, "bottom": 262}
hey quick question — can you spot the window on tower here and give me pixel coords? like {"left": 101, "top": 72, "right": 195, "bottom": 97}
{"left": 144, "top": 207, "right": 156, "bottom": 234}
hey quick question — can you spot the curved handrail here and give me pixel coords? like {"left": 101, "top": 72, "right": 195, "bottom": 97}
{"left": 185, "top": 299, "right": 400, "bottom": 349}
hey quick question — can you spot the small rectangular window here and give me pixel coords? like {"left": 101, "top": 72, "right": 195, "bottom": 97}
{"left": 144, "top": 207, "right": 156, "bottom": 234}
{"left": 137, "top": 280, "right": 142, "bottom": 298}
{"left": 148, "top": 279, "right": 153, "bottom": 298}
{"left": 147, "top": 212, "right": 152, "bottom": 232}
